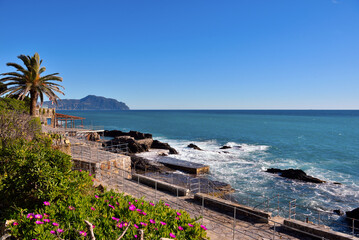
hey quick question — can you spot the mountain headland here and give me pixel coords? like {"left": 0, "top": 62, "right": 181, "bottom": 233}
{"left": 43, "top": 95, "right": 130, "bottom": 110}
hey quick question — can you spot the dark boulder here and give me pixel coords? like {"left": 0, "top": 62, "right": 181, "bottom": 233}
{"left": 104, "top": 136, "right": 148, "bottom": 154}
{"left": 346, "top": 207, "right": 359, "bottom": 220}
{"left": 104, "top": 130, "right": 152, "bottom": 140}
{"left": 266, "top": 168, "right": 325, "bottom": 184}
{"left": 104, "top": 130, "right": 127, "bottom": 138}
{"left": 131, "top": 155, "right": 171, "bottom": 172}
{"left": 86, "top": 132, "right": 100, "bottom": 141}
{"left": 187, "top": 143, "right": 202, "bottom": 150}
{"left": 333, "top": 209, "right": 344, "bottom": 216}
{"left": 128, "top": 130, "right": 152, "bottom": 140}
{"left": 220, "top": 146, "right": 231, "bottom": 149}
{"left": 151, "top": 140, "right": 178, "bottom": 154}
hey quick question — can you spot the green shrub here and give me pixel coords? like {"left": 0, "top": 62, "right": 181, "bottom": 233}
{"left": 0, "top": 111, "right": 41, "bottom": 142}
{"left": 10, "top": 190, "right": 208, "bottom": 240}
{"left": 0, "top": 140, "right": 92, "bottom": 220}
{"left": 0, "top": 97, "right": 29, "bottom": 113}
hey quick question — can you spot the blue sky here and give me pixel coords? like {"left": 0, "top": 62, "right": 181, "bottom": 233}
{"left": 0, "top": 0, "right": 358, "bottom": 109}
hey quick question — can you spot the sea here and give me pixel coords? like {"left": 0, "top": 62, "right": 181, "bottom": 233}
{"left": 59, "top": 110, "right": 359, "bottom": 231}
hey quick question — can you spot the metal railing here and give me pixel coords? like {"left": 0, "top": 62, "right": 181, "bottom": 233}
{"left": 72, "top": 163, "right": 340, "bottom": 240}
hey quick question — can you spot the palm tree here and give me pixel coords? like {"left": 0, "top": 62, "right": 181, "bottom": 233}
{"left": 0, "top": 53, "right": 64, "bottom": 116}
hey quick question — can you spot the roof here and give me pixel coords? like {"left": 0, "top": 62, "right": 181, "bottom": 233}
{"left": 55, "top": 113, "right": 85, "bottom": 120}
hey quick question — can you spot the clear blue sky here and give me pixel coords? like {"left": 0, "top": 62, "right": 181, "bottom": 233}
{"left": 0, "top": 0, "right": 358, "bottom": 109}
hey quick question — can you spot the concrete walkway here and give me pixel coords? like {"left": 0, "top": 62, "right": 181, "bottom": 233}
{"left": 99, "top": 177, "right": 315, "bottom": 240}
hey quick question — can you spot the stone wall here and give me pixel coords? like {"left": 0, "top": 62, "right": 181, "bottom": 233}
{"left": 72, "top": 153, "right": 131, "bottom": 181}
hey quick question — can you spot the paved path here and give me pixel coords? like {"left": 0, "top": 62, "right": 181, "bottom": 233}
{"left": 99, "top": 177, "right": 315, "bottom": 240}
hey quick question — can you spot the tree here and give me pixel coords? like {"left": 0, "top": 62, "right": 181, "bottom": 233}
{"left": 0, "top": 53, "right": 64, "bottom": 115}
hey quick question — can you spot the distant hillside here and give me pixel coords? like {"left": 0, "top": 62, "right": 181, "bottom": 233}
{"left": 43, "top": 95, "right": 130, "bottom": 110}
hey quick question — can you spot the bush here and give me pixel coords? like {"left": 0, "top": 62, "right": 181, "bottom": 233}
{"left": 0, "top": 111, "right": 41, "bottom": 142}
{"left": 0, "top": 139, "right": 92, "bottom": 220}
{"left": 0, "top": 97, "right": 29, "bottom": 113}
{"left": 10, "top": 190, "right": 208, "bottom": 240}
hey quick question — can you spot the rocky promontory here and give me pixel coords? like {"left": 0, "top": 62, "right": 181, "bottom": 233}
{"left": 266, "top": 168, "right": 325, "bottom": 184}
{"left": 103, "top": 130, "right": 178, "bottom": 154}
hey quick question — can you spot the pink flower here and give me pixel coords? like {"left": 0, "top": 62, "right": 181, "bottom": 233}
{"left": 142, "top": 212, "right": 147, "bottom": 215}
{"left": 43, "top": 201, "right": 50, "bottom": 206}
{"left": 169, "top": 232, "right": 176, "bottom": 238}
{"left": 35, "top": 221, "right": 44, "bottom": 224}
{"left": 154, "top": 227, "right": 158, "bottom": 230}
{"left": 160, "top": 221, "right": 166, "bottom": 225}
{"left": 27, "top": 213, "right": 34, "bottom": 219}
{"left": 150, "top": 202, "right": 155, "bottom": 206}
{"left": 116, "top": 202, "right": 119, "bottom": 205}
{"left": 188, "top": 223, "right": 194, "bottom": 227}
{"left": 68, "top": 206, "right": 75, "bottom": 210}
{"left": 108, "top": 204, "right": 115, "bottom": 209}
{"left": 200, "top": 225, "right": 207, "bottom": 230}
{"left": 89, "top": 173, "right": 92, "bottom": 176}
{"left": 57, "top": 228, "right": 64, "bottom": 233}
{"left": 175, "top": 217, "right": 179, "bottom": 220}
{"left": 92, "top": 225, "right": 95, "bottom": 229}
{"left": 129, "top": 205, "right": 136, "bottom": 211}
{"left": 112, "top": 217, "right": 119, "bottom": 222}
{"left": 150, "top": 219, "right": 155, "bottom": 224}
{"left": 50, "top": 230, "right": 56, "bottom": 234}
{"left": 178, "top": 226, "right": 183, "bottom": 230}
{"left": 43, "top": 219, "right": 50, "bottom": 223}
{"left": 53, "top": 222, "right": 59, "bottom": 226}
{"left": 141, "top": 202, "right": 144, "bottom": 205}
{"left": 34, "top": 214, "right": 42, "bottom": 219}
{"left": 79, "top": 231, "right": 87, "bottom": 236}
{"left": 176, "top": 212, "right": 181, "bottom": 216}
{"left": 44, "top": 213, "right": 49, "bottom": 217}
{"left": 79, "top": 169, "right": 82, "bottom": 172}
{"left": 13, "top": 222, "right": 18, "bottom": 226}
{"left": 140, "top": 222, "right": 147, "bottom": 226}
{"left": 135, "top": 200, "right": 138, "bottom": 202}
{"left": 165, "top": 203, "right": 170, "bottom": 207}
{"left": 134, "top": 235, "right": 138, "bottom": 238}
{"left": 117, "top": 224, "right": 123, "bottom": 228}
{"left": 134, "top": 224, "right": 139, "bottom": 229}
{"left": 111, "top": 196, "right": 113, "bottom": 198}
{"left": 95, "top": 195, "right": 99, "bottom": 198}
{"left": 128, "top": 202, "right": 132, "bottom": 205}
{"left": 91, "top": 207, "right": 95, "bottom": 211}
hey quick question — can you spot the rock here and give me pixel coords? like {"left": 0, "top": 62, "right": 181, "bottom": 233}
{"left": 96, "top": 184, "right": 105, "bottom": 193}
{"left": 104, "top": 136, "right": 149, "bottom": 154}
{"left": 158, "top": 152, "right": 168, "bottom": 156}
{"left": 86, "top": 132, "right": 100, "bottom": 141}
{"left": 333, "top": 182, "right": 342, "bottom": 185}
{"left": 128, "top": 130, "right": 152, "bottom": 140}
{"left": 131, "top": 155, "right": 171, "bottom": 172}
{"left": 104, "top": 130, "right": 152, "bottom": 140}
{"left": 266, "top": 168, "right": 325, "bottom": 184}
{"left": 333, "top": 209, "right": 344, "bottom": 216}
{"left": 187, "top": 143, "right": 202, "bottom": 150}
{"left": 220, "top": 145, "right": 231, "bottom": 149}
{"left": 346, "top": 207, "right": 359, "bottom": 220}
{"left": 151, "top": 140, "right": 178, "bottom": 154}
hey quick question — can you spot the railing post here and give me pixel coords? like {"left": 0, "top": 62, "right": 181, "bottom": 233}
{"left": 353, "top": 218, "right": 355, "bottom": 237}
{"left": 155, "top": 181, "right": 157, "bottom": 202}
{"left": 233, "top": 206, "right": 236, "bottom": 240}
{"left": 202, "top": 195, "right": 204, "bottom": 224}
{"left": 277, "top": 194, "right": 279, "bottom": 216}
{"left": 273, "top": 222, "right": 276, "bottom": 240}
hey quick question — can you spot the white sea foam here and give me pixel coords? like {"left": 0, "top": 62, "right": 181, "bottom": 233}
{"left": 139, "top": 136, "right": 359, "bottom": 217}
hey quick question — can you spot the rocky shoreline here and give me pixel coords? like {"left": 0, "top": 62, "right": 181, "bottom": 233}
{"left": 98, "top": 129, "right": 358, "bottom": 228}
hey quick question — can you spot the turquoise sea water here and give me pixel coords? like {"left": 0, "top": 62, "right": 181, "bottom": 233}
{"left": 60, "top": 110, "right": 359, "bottom": 227}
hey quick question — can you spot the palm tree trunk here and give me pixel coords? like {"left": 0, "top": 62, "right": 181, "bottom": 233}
{"left": 30, "top": 91, "right": 37, "bottom": 116}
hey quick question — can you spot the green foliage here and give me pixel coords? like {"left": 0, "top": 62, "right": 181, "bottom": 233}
{"left": 0, "top": 111, "right": 41, "bottom": 142}
{"left": 0, "top": 139, "right": 92, "bottom": 220}
{"left": 0, "top": 97, "right": 29, "bottom": 113}
{"left": 10, "top": 190, "right": 208, "bottom": 239}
